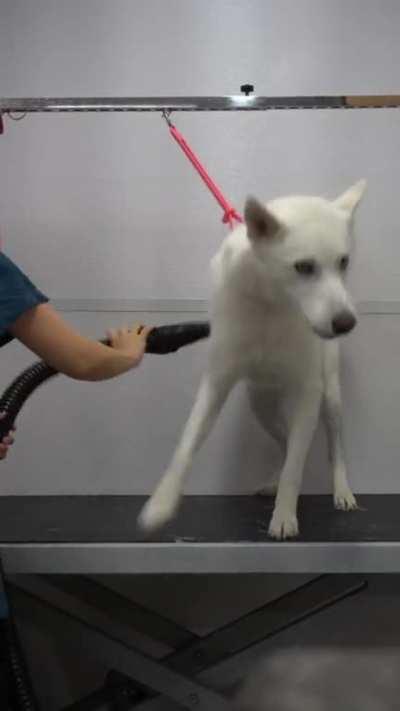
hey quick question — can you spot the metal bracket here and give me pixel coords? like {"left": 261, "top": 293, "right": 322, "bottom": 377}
{"left": 9, "top": 573, "right": 366, "bottom": 710}
{"left": 61, "top": 671, "right": 145, "bottom": 711}
{"left": 10, "top": 577, "right": 231, "bottom": 711}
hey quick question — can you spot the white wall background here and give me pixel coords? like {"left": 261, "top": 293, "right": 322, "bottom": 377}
{"left": 1, "top": 0, "right": 400, "bottom": 494}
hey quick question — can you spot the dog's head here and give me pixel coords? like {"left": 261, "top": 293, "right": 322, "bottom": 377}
{"left": 244, "top": 180, "right": 366, "bottom": 339}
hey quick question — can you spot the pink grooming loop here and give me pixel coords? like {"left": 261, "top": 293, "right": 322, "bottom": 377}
{"left": 166, "top": 118, "right": 243, "bottom": 230}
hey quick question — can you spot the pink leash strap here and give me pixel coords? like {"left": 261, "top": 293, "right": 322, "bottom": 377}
{"left": 165, "top": 115, "right": 243, "bottom": 229}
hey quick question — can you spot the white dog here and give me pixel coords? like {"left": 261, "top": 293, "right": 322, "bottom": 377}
{"left": 139, "top": 180, "right": 366, "bottom": 539}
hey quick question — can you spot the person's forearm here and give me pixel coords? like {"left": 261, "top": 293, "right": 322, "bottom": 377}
{"left": 10, "top": 304, "right": 138, "bottom": 381}
{"left": 66, "top": 340, "right": 136, "bottom": 381}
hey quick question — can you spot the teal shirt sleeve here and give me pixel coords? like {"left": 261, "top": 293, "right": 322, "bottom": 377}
{"left": 0, "top": 253, "right": 49, "bottom": 347}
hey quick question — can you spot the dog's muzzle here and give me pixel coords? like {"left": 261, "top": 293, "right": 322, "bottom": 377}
{"left": 331, "top": 311, "right": 357, "bottom": 336}
{"left": 312, "top": 311, "right": 357, "bottom": 340}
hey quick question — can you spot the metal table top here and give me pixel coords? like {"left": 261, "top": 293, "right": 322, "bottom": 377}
{"left": 0, "top": 495, "right": 398, "bottom": 574}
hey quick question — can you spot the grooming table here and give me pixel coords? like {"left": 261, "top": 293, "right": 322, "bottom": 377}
{"left": 0, "top": 494, "right": 399, "bottom": 574}
{"left": 1, "top": 495, "right": 398, "bottom": 710}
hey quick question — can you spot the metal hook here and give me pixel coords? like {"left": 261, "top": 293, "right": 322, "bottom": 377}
{"left": 7, "top": 111, "right": 27, "bottom": 121}
{"left": 162, "top": 109, "right": 174, "bottom": 127}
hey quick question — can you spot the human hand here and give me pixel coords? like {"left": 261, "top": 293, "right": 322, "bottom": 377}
{"left": 0, "top": 413, "right": 15, "bottom": 460}
{"left": 107, "top": 323, "right": 152, "bottom": 368}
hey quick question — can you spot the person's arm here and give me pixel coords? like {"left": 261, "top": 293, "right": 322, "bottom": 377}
{"left": 10, "top": 302, "right": 151, "bottom": 381}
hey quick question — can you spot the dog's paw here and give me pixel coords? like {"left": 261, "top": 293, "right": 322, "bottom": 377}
{"left": 137, "top": 477, "right": 181, "bottom": 533}
{"left": 268, "top": 509, "right": 299, "bottom": 540}
{"left": 138, "top": 495, "right": 177, "bottom": 533}
{"left": 334, "top": 488, "right": 357, "bottom": 511}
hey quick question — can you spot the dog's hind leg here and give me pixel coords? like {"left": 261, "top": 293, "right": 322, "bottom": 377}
{"left": 248, "top": 385, "right": 286, "bottom": 496}
{"left": 138, "top": 372, "right": 235, "bottom": 532}
{"left": 268, "top": 387, "right": 321, "bottom": 539}
{"left": 322, "top": 343, "right": 357, "bottom": 511}
{"left": 254, "top": 428, "right": 286, "bottom": 498}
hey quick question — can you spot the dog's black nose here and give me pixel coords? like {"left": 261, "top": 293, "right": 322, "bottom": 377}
{"left": 332, "top": 312, "right": 357, "bottom": 335}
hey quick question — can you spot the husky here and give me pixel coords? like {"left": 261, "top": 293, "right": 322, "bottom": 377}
{"left": 139, "top": 180, "right": 366, "bottom": 539}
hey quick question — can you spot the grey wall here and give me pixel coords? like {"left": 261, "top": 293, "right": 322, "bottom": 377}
{"left": 1, "top": 0, "right": 400, "bottom": 495}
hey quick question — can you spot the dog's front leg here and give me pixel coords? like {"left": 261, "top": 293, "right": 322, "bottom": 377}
{"left": 268, "top": 388, "right": 321, "bottom": 539}
{"left": 138, "top": 372, "right": 234, "bottom": 532}
{"left": 323, "top": 346, "right": 357, "bottom": 511}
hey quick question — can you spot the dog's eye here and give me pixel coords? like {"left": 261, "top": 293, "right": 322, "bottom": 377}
{"left": 339, "top": 255, "right": 349, "bottom": 272}
{"left": 294, "top": 260, "right": 316, "bottom": 276}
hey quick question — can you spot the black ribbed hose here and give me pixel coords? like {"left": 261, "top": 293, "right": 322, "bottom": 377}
{"left": 0, "top": 565, "right": 40, "bottom": 711}
{"left": 0, "top": 322, "right": 210, "bottom": 440}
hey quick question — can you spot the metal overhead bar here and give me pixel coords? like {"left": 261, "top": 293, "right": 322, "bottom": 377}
{"left": 1, "top": 94, "right": 400, "bottom": 114}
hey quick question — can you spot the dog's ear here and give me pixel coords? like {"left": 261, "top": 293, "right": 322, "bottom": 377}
{"left": 244, "top": 197, "right": 282, "bottom": 242}
{"left": 333, "top": 179, "right": 367, "bottom": 217}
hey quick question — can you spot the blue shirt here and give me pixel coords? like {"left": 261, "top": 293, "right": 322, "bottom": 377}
{"left": 0, "top": 253, "right": 48, "bottom": 347}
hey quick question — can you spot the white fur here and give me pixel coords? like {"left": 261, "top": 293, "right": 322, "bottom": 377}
{"left": 138, "top": 180, "right": 366, "bottom": 539}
